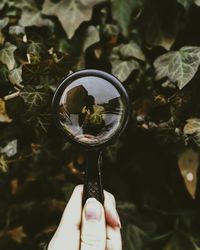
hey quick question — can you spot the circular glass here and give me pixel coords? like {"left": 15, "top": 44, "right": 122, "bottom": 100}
{"left": 56, "top": 75, "right": 127, "bottom": 145}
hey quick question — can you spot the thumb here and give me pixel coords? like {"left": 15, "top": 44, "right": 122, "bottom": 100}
{"left": 81, "top": 198, "right": 106, "bottom": 250}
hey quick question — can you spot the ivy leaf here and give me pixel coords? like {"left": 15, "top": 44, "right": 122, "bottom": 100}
{"left": 0, "top": 0, "right": 6, "bottom": 10}
{"left": 58, "top": 38, "right": 71, "bottom": 54}
{"left": 74, "top": 25, "right": 100, "bottom": 72}
{"left": 9, "top": 25, "right": 25, "bottom": 35}
{"left": 0, "top": 140, "right": 17, "bottom": 157}
{"left": 0, "top": 98, "right": 12, "bottom": 123}
{"left": 0, "top": 18, "right": 8, "bottom": 44}
{"left": 119, "top": 42, "right": 145, "bottom": 61}
{"left": 20, "top": 86, "right": 52, "bottom": 132}
{"left": 17, "top": 0, "right": 53, "bottom": 28}
{"left": 177, "top": 0, "right": 193, "bottom": 10}
{"left": 27, "top": 42, "right": 42, "bottom": 56}
{"left": 194, "top": 0, "right": 200, "bottom": 6}
{"left": 87, "top": 105, "right": 105, "bottom": 125}
{"left": 20, "top": 86, "right": 51, "bottom": 111}
{"left": 178, "top": 0, "right": 200, "bottom": 9}
{"left": 8, "top": 66, "right": 23, "bottom": 87}
{"left": 162, "top": 231, "right": 198, "bottom": 250}
{"left": 123, "top": 224, "right": 150, "bottom": 250}
{"left": 42, "top": 0, "right": 104, "bottom": 39}
{"left": 0, "top": 154, "right": 8, "bottom": 172}
{"left": 83, "top": 25, "right": 100, "bottom": 52}
{"left": 0, "top": 42, "right": 17, "bottom": 70}
{"left": 19, "top": 8, "right": 54, "bottom": 28}
{"left": 178, "top": 148, "right": 199, "bottom": 199}
{"left": 15, "top": 0, "right": 45, "bottom": 28}
{"left": 26, "top": 42, "right": 43, "bottom": 63}
{"left": 35, "top": 112, "right": 52, "bottom": 132}
{"left": 111, "top": 0, "right": 142, "bottom": 37}
{"left": 184, "top": 118, "right": 200, "bottom": 146}
{"left": 184, "top": 118, "right": 200, "bottom": 135}
{"left": 110, "top": 43, "right": 141, "bottom": 82}
{"left": 0, "top": 17, "right": 9, "bottom": 31}
{"left": 139, "top": 0, "right": 179, "bottom": 50}
{"left": 154, "top": 47, "right": 200, "bottom": 89}
{"left": 102, "top": 24, "right": 120, "bottom": 39}
{"left": 112, "top": 59, "right": 139, "bottom": 82}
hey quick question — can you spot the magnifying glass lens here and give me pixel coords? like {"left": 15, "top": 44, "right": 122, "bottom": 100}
{"left": 57, "top": 76, "right": 126, "bottom": 145}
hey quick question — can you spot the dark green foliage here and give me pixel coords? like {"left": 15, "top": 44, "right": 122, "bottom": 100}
{"left": 1, "top": 0, "right": 200, "bottom": 249}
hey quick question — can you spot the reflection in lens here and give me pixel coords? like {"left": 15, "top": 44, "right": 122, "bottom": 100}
{"left": 57, "top": 76, "right": 126, "bottom": 145}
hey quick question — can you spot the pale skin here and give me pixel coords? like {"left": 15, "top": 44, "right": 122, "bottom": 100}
{"left": 48, "top": 185, "right": 122, "bottom": 250}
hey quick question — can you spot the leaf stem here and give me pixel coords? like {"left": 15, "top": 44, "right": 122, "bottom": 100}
{"left": 4, "top": 91, "right": 20, "bottom": 101}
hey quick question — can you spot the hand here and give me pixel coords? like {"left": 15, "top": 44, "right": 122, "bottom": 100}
{"left": 48, "top": 185, "right": 122, "bottom": 250}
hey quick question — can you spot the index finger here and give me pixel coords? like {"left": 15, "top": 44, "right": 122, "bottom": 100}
{"left": 48, "top": 185, "right": 83, "bottom": 250}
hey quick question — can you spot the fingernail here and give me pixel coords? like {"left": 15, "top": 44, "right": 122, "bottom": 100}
{"left": 85, "top": 198, "right": 102, "bottom": 221}
{"left": 116, "top": 211, "right": 122, "bottom": 228}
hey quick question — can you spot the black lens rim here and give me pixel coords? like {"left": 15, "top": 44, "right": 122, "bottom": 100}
{"left": 52, "top": 69, "right": 130, "bottom": 149}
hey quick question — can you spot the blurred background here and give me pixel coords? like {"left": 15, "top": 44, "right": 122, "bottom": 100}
{"left": 1, "top": 0, "right": 200, "bottom": 249}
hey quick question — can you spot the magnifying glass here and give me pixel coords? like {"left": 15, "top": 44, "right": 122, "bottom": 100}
{"left": 52, "top": 69, "right": 130, "bottom": 205}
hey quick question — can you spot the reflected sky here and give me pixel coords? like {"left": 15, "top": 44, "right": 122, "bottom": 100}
{"left": 60, "top": 76, "right": 120, "bottom": 105}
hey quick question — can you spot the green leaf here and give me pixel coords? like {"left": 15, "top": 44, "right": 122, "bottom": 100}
{"left": 139, "top": 0, "right": 179, "bottom": 50}
{"left": 123, "top": 224, "right": 150, "bottom": 250}
{"left": 102, "top": 24, "right": 120, "bottom": 38}
{"left": 177, "top": 0, "right": 193, "bottom": 10}
{"left": 0, "top": 154, "right": 8, "bottom": 172}
{"left": 112, "top": 59, "right": 139, "bottom": 82}
{"left": 0, "top": 17, "right": 9, "bottom": 31}
{"left": 35, "top": 112, "right": 52, "bottom": 132}
{"left": 83, "top": 25, "right": 100, "bottom": 52}
{"left": 0, "top": 64, "right": 8, "bottom": 83}
{"left": 111, "top": 0, "right": 142, "bottom": 37}
{"left": 88, "top": 104, "right": 104, "bottom": 125}
{"left": 0, "top": 98, "right": 12, "bottom": 123}
{"left": 0, "top": 139, "right": 17, "bottom": 157}
{"left": 184, "top": 118, "right": 200, "bottom": 136}
{"left": 162, "top": 231, "right": 198, "bottom": 250}
{"left": 0, "top": 0, "right": 6, "bottom": 10}
{"left": 119, "top": 42, "right": 145, "bottom": 61}
{"left": 42, "top": 0, "right": 105, "bottom": 39}
{"left": 27, "top": 42, "right": 42, "bottom": 55}
{"left": 20, "top": 86, "right": 51, "bottom": 111}
{"left": 110, "top": 43, "right": 142, "bottom": 82}
{"left": 19, "top": 8, "right": 54, "bottom": 28}
{"left": 58, "top": 38, "right": 71, "bottom": 54}
{"left": 0, "top": 42, "right": 17, "bottom": 70}
{"left": 15, "top": 0, "right": 47, "bottom": 25}
{"left": 194, "top": 0, "right": 200, "bottom": 6}
{"left": 26, "top": 42, "right": 42, "bottom": 64}
{"left": 184, "top": 118, "right": 200, "bottom": 146}
{"left": 9, "top": 25, "right": 25, "bottom": 35}
{"left": 8, "top": 66, "right": 23, "bottom": 87}
{"left": 154, "top": 47, "right": 200, "bottom": 89}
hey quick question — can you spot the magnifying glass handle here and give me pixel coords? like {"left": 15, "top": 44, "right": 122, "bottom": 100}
{"left": 83, "top": 150, "right": 104, "bottom": 205}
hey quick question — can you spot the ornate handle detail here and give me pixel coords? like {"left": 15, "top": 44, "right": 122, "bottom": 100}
{"left": 82, "top": 150, "right": 104, "bottom": 205}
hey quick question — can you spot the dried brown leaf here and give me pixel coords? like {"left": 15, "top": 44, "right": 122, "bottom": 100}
{"left": 178, "top": 148, "right": 199, "bottom": 199}
{"left": 0, "top": 98, "right": 12, "bottom": 123}
{"left": 7, "top": 226, "right": 27, "bottom": 244}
